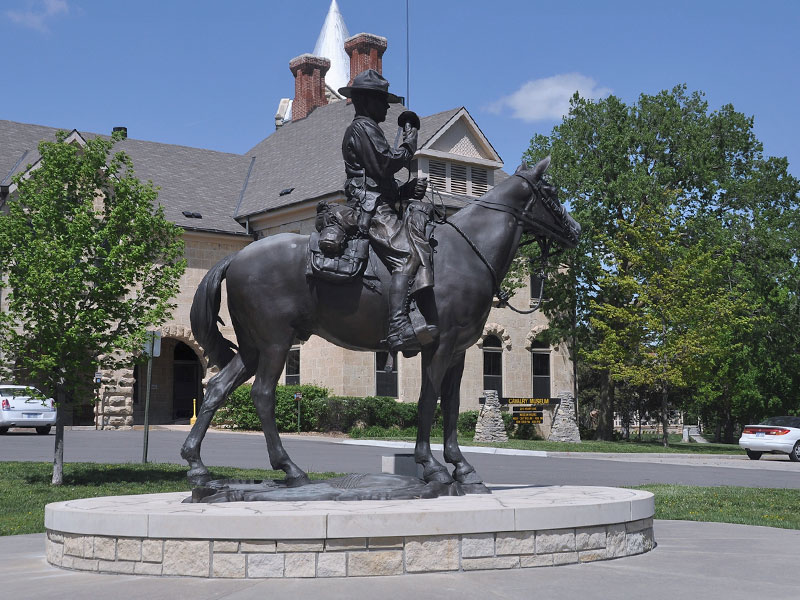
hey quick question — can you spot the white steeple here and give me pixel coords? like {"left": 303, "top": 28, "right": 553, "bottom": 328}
{"left": 313, "top": 0, "right": 350, "bottom": 91}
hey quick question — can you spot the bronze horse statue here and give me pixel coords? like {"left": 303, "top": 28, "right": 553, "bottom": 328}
{"left": 181, "top": 156, "right": 580, "bottom": 489}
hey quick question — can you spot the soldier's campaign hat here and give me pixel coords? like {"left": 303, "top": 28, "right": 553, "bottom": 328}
{"left": 338, "top": 69, "right": 402, "bottom": 103}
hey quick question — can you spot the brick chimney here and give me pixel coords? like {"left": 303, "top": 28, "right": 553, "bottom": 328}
{"left": 344, "top": 33, "right": 388, "bottom": 84}
{"left": 289, "top": 54, "right": 331, "bottom": 121}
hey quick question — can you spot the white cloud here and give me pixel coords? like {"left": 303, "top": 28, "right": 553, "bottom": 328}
{"left": 7, "top": 0, "right": 69, "bottom": 33}
{"left": 488, "top": 73, "right": 612, "bottom": 122}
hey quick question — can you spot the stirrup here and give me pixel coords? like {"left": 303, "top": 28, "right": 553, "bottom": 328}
{"left": 409, "top": 309, "right": 438, "bottom": 347}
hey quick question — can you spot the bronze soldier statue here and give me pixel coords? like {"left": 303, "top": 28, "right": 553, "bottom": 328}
{"left": 337, "top": 69, "right": 436, "bottom": 356}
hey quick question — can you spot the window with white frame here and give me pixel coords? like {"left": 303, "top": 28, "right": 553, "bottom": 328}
{"left": 427, "top": 160, "right": 491, "bottom": 197}
{"left": 482, "top": 335, "right": 503, "bottom": 397}
{"left": 285, "top": 347, "right": 300, "bottom": 385}
{"left": 530, "top": 340, "right": 551, "bottom": 399}
{"left": 375, "top": 352, "right": 398, "bottom": 397}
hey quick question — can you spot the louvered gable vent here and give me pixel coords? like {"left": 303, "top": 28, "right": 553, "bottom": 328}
{"left": 471, "top": 167, "right": 488, "bottom": 196}
{"left": 425, "top": 160, "right": 492, "bottom": 198}
{"left": 450, "top": 164, "right": 468, "bottom": 195}
{"left": 429, "top": 160, "right": 447, "bottom": 193}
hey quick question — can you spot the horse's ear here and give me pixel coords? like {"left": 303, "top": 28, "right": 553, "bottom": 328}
{"left": 532, "top": 156, "right": 551, "bottom": 180}
{"left": 514, "top": 160, "right": 529, "bottom": 174}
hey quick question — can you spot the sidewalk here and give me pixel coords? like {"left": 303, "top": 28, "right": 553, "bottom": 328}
{"left": 4, "top": 520, "right": 796, "bottom": 599}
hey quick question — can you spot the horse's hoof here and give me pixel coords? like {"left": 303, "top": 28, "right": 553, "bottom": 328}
{"left": 187, "top": 468, "right": 211, "bottom": 486}
{"left": 423, "top": 465, "right": 454, "bottom": 484}
{"left": 454, "top": 464, "right": 483, "bottom": 485}
{"left": 460, "top": 483, "right": 491, "bottom": 495}
{"left": 284, "top": 474, "right": 311, "bottom": 488}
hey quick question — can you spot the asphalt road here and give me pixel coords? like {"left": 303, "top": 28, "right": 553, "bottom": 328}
{"left": 2, "top": 427, "right": 798, "bottom": 488}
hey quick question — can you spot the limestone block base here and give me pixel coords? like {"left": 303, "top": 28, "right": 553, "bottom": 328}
{"left": 45, "top": 486, "right": 655, "bottom": 578}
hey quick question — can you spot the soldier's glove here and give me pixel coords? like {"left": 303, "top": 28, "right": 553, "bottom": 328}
{"left": 401, "top": 123, "right": 418, "bottom": 155}
{"left": 401, "top": 177, "right": 428, "bottom": 200}
{"left": 357, "top": 207, "right": 374, "bottom": 237}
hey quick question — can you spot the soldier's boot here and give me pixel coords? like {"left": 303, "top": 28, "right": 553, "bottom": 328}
{"left": 386, "top": 274, "right": 423, "bottom": 357}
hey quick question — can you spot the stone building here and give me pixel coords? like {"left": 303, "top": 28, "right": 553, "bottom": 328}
{"left": 0, "top": 1, "right": 573, "bottom": 429}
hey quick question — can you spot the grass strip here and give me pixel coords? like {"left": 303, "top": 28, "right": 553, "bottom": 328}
{"left": 468, "top": 438, "right": 740, "bottom": 454}
{"left": 0, "top": 461, "right": 336, "bottom": 537}
{"left": 632, "top": 484, "right": 800, "bottom": 530}
{"left": 2, "top": 462, "right": 796, "bottom": 536}
{"left": 348, "top": 427, "right": 740, "bottom": 455}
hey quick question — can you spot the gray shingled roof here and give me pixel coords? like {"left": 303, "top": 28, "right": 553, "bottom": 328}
{"left": 2, "top": 102, "right": 497, "bottom": 232}
{"left": 237, "top": 102, "right": 462, "bottom": 218}
{"left": 0, "top": 119, "right": 251, "bottom": 235}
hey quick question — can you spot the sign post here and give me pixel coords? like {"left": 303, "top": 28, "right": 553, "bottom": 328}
{"left": 142, "top": 330, "right": 161, "bottom": 464}
{"left": 294, "top": 391, "right": 302, "bottom": 432}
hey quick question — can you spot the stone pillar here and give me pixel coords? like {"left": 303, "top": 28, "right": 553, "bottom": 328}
{"left": 474, "top": 390, "right": 508, "bottom": 443}
{"left": 97, "top": 365, "right": 135, "bottom": 430}
{"left": 547, "top": 391, "right": 581, "bottom": 443}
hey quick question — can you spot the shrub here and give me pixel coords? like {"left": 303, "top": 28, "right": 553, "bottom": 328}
{"left": 211, "top": 384, "right": 329, "bottom": 432}
{"left": 457, "top": 410, "right": 479, "bottom": 435}
{"left": 276, "top": 385, "right": 330, "bottom": 431}
{"left": 512, "top": 423, "right": 542, "bottom": 440}
{"left": 212, "top": 389, "right": 482, "bottom": 436}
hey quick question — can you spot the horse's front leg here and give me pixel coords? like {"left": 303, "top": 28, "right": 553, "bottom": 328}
{"left": 181, "top": 354, "right": 252, "bottom": 485}
{"left": 415, "top": 347, "right": 454, "bottom": 484}
{"left": 441, "top": 352, "right": 488, "bottom": 491}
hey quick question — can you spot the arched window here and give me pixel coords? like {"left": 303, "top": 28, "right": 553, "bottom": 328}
{"left": 530, "top": 340, "right": 551, "bottom": 399}
{"left": 482, "top": 335, "right": 503, "bottom": 397}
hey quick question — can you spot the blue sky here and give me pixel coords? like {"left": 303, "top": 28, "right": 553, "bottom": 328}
{"left": 4, "top": 0, "right": 799, "bottom": 176}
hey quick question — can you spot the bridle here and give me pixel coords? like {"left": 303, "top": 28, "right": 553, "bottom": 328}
{"left": 432, "top": 171, "right": 574, "bottom": 314}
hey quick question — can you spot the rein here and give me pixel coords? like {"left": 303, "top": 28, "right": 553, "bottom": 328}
{"left": 434, "top": 172, "right": 562, "bottom": 315}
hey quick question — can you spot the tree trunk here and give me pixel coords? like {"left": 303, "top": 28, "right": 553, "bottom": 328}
{"left": 723, "top": 406, "right": 735, "bottom": 444}
{"left": 660, "top": 384, "right": 669, "bottom": 448}
{"left": 594, "top": 372, "right": 614, "bottom": 440}
{"left": 51, "top": 386, "right": 65, "bottom": 486}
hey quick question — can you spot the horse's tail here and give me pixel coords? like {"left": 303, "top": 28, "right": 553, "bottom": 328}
{"left": 190, "top": 253, "right": 239, "bottom": 369}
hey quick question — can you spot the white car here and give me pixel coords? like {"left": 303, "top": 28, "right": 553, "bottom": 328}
{"left": 739, "top": 416, "right": 800, "bottom": 462}
{"left": 0, "top": 385, "right": 57, "bottom": 435}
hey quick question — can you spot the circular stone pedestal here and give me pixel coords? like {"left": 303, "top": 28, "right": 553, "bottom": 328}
{"left": 45, "top": 486, "right": 655, "bottom": 578}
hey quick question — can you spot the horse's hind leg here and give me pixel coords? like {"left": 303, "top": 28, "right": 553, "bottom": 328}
{"left": 251, "top": 340, "right": 309, "bottom": 485}
{"left": 441, "top": 352, "right": 485, "bottom": 488}
{"left": 181, "top": 353, "right": 253, "bottom": 485}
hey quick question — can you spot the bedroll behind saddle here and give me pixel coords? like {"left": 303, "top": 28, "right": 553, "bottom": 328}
{"left": 308, "top": 201, "right": 369, "bottom": 282}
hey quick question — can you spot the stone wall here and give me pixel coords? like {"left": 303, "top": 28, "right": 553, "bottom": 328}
{"left": 95, "top": 231, "right": 248, "bottom": 428}
{"left": 46, "top": 517, "right": 655, "bottom": 578}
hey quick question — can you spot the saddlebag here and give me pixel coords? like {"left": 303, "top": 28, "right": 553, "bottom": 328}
{"left": 307, "top": 232, "right": 370, "bottom": 282}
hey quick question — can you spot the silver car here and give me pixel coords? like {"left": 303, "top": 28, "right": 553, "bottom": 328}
{"left": 739, "top": 416, "right": 800, "bottom": 462}
{"left": 0, "top": 385, "right": 57, "bottom": 435}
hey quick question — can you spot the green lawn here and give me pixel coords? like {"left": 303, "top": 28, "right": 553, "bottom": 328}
{"left": 467, "top": 438, "right": 740, "bottom": 454}
{"left": 348, "top": 427, "right": 741, "bottom": 455}
{"left": 2, "top": 461, "right": 797, "bottom": 536}
{"left": 633, "top": 484, "right": 800, "bottom": 530}
{"left": 0, "top": 461, "right": 334, "bottom": 537}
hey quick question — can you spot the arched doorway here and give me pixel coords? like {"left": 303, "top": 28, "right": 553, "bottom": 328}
{"left": 172, "top": 341, "right": 201, "bottom": 421}
{"left": 132, "top": 338, "right": 204, "bottom": 424}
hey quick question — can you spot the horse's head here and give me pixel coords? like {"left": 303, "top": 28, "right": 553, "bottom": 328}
{"left": 514, "top": 157, "right": 581, "bottom": 249}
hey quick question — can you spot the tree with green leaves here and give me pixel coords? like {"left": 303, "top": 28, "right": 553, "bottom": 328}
{"left": 524, "top": 85, "right": 800, "bottom": 443}
{"left": 0, "top": 131, "right": 185, "bottom": 483}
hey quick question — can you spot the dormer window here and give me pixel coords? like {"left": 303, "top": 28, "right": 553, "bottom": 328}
{"left": 426, "top": 160, "right": 491, "bottom": 197}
